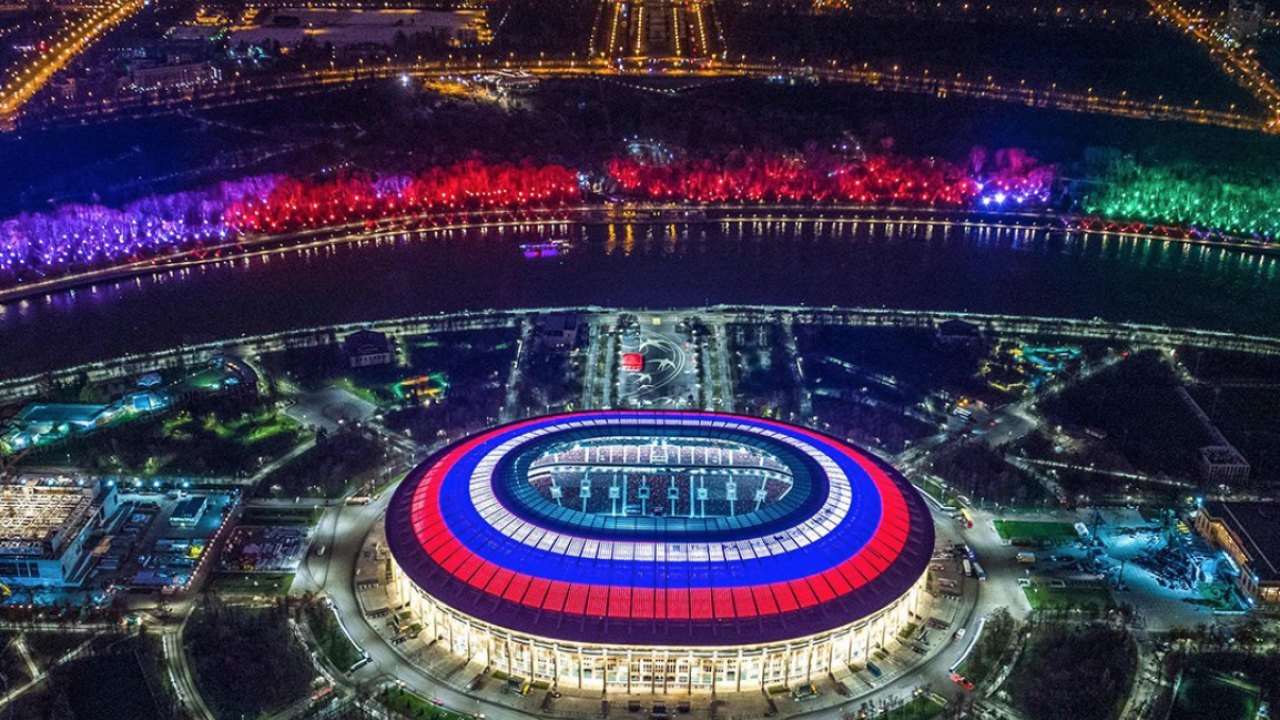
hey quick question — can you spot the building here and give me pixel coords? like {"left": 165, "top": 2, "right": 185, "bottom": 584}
{"left": 344, "top": 329, "right": 394, "bottom": 368}
{"left": 1, "top": 403, "right": 121, "bottom": 453}
{"left": 1195, "top": 501, "right": 1280, "bottom": 605}
{"left": 536, "top": 313, "right": 580, "bottom": 349}
{"left": 936, "top": 318, "right": 982, "bottom": 346}
{"left": 170, "top": 496, "right": 209, "bottom": 528}
{"left": 228, "top": 8, "right": 492, "bottom": 53}
{"left": 128, "top": 61, "right": 221, "bottom": 93}
{"left": 385, "top": 411, "right": 934, "bottom": 694}
{"left": 0, "top": 480, "right": 121, "bottom": 588}
{"left": 0, "top": 358, "right": 261, "bottom": 455}
{"left": 1, "top": 390, "right": 177, "bottom": 454}
{"left": 621, "top": 352, "right": 645, "bottom": 372}
{"left": 1176, "top": 387, "right": 1251, "bottom": 485}
{"left": 1199, "top": 445, "right": 1251, "bottom": 485}
{"left": 1226, "top": 0, "right": 1264, "bottom": 42}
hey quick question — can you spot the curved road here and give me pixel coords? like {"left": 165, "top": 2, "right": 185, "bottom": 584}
{"left": 293, "top": 481, "right": 1025, "bottom": 719}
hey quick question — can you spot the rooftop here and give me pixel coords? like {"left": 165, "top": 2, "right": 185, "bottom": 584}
{"left": 12, "top": 403, "right": 110, "bottom": 427}
{"left": 387, "top": 412, "right": 934, "bottom": 646}
{"left": 172, "top": 495, "right": 209, "bottom": 522}
{"left": 344, "top": 329, "right": 390, "bottom": 355}
{"left": 0, "top": 482, "right": 98, "bottom": 558}
{"left": 1200, "top": 445, "right": 1250, "bottom": 467}
{"left": 937, "top": 318, "right": 981, "bottom": 338}
{"left": 1204, "top": 501, "right": 1280, "bottom": 583}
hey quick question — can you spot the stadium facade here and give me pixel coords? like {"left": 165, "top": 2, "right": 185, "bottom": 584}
{"left": 385, "top": 411, "right": 934, "bottom": 693}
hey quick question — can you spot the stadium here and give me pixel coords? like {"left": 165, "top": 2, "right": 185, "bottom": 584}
{"left": 384, "top": 411, "right": 935, "bottom": 694}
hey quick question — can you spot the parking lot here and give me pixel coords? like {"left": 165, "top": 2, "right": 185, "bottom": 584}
{"left": 219, "top": 525, "right": 311, "bottom": 573}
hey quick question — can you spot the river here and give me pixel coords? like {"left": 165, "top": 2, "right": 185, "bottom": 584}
{"left": 1, "top": 215, "right": 1278, "bottom": 376}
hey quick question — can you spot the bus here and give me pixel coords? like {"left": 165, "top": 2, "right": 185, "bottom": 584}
{"left": 973, "top": 562, "right": 986, "bottom": 581}
{"left": 959, "top": 509, "right": 974, "bottom": 529}
{"left": 962, "top": 559, "right": 973, "bottom": 577}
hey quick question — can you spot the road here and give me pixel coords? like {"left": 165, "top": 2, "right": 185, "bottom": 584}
{"left": 1144, "top": 0, "right": 1280, "bottom": 129}
{"left": 0, "top": 635, "right": 98, "bottom": 714}
{"left": 166, "top": 614, "right": 218, "bottom": 720}
{"left": 285, "top": 476, "right": 1027, "bottom": 720}
{"left": 291, "top": 492, "right": 534, "bottom": 720}
{"left": 14, "top": 58, "right": 1270, "bottom": 134}
{"left": 263, "top": 318, "right": 1172, "bottom": 719}
{"left": 0, "top": 0, "right": 148, "bottom": 128}
{"left": 7, "top": 297, "right": 1280, "bottom": 407}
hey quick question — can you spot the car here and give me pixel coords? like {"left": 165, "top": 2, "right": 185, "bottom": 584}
{"left": 431, "top": 698, "right": 445, "bottom": 706}
{"left": 949, "top": 674, "right": 975, "bottom": 691}
{"left": 953, "top": 628, "right": 966, "bottom": 642}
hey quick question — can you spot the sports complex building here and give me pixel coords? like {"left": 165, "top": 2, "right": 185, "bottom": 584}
{"left": 385, "top": 411, "right": 935, "bottom": 694}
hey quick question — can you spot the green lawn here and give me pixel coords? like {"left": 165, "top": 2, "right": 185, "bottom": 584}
{"left": 305, "top": 603, "right": 366, "bottom": 673}
{"left": 993, "top": 520, "right": 1078, "bottom": 542}
{"left": 258, "top": 430, "right": 384, "bottom": 499}
{"left": 163, "top": 409, "right": 304, "bottom": 449}
{"left": 379, "top": 687, "right": 472, "bottom": 720}
{"left": 1039, "top": 350, "right": 1211, "bottom": 477}
{"left": 191, "top": 410, "right": 301, "bottom": 445}
{"left": 210, "top": 573, "right": 295, "bottom": 597}
{"left": 1171, "top": 668, "right": 1261, "bottom": 720}
{"left": 919, "top": 479, "right": 952, "bottom": 505}
{"left": 25, "top": 405, "right": 306, "bottom": 476}
{"left": 240, "top": 506, "right": 322, "bottom": 526}
{"left": 56, "top": 645, "right": 162, "bottom": 720}
{"left": 333, "top": 377, "right": 383, "bottom": 407}
{"left": 1022, "top": 581, "right": 1113, "bottom": 611}
{"left": 881, "top": 697, "right": 946, "bottom": 720}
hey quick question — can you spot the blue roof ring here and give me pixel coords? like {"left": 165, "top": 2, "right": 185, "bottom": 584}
{"left": 386, "top": 411, "right": 935, "bottom": 646}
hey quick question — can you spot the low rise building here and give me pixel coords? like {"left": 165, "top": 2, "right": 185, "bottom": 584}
{"left": 1195, "top": 501, "right": 1280, "bottom": 605}
{"left": 0, "top": 480, "right": 120, "bottom": 588}
{"left": 1199, "top": 445, "right": 1251, "bottom": 485}
{"left": 936, "top": 318, "right": 982, "bottom": 346}
{"left": 536, "top": 313, "right": 580, "bottom": 349}
{"left": 128, "top": 61, "right": 221, "bottom": 93}
{"left": 344, "top": 329, "right": 395, "bottom": 368}
{"left": 0, "top": 403, "right": 122, "bottom": 453}
{"left": 170, "top": 495, "right": 209, "bottom": 528}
